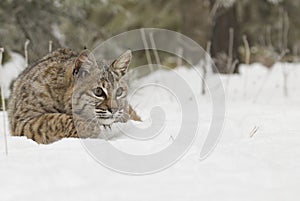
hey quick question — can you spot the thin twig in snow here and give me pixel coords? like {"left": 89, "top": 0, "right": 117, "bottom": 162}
{"left": 24, "top": 39, "right": 30, "bottom": 68}
{"left": 278, "top": 8, "right": 284, "bottom": 50}
{"left": 140, "top": 29, "right": 153, "bottom": 72}
{"left": 242, "top": 35, "right": 250, "bottom": 99}
{"left": 169, "top": 135, "right": 175, "bottom": 142}
{"left": 202, "top": 41, "right": 211, "bottom": 95}
{"left": 49, "top": 40, "right": 53, "bottom": 53}
{"left": 282, "top": 63, "right": 289, "bottom": 97}
{"left": 227, "top": 28, "right": 234, "bottom": 73}
{"left": 266, "top": 26, "right": 273, "bottom": 50}
{"left": 0, "top": 47, "right": 8, "bottom": 155}
{"left": 225, "top": 28, "right": 238, "bottom": 94}
{"left": 249, "top": 126, "right": 259, "bottom": 138}
{"left": 242, "top": 35, "right": 250, "bottom": 65}
{"left": 149, "top": 32, "right": 161, "bottom": 65}
{"left": 176, "top": 47, "right": 183, "bottom": 67}
{"left": 283, "top": 10, "right": 289, "bottom": 50}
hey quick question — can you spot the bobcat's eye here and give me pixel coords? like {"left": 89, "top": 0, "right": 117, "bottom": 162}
{"left": 93, "top": 87, "right": 104, "bottom": 97}
{"left": 116, "top": 87, "right": 123, "bottom": 97}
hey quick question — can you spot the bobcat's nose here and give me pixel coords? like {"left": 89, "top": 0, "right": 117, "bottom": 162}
{"left": 108, "top": 108, "right": 118, "bottom": 114}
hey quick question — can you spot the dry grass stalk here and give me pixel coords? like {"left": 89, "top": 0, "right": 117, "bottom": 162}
{"left": 49, "top": 40, "right": 53, "bottom": 53}
{"left": 0, "top": 47, "right": 8, "bottom": 155}
{"left": 24, "top": 39, "right": 30, "bottom": 68}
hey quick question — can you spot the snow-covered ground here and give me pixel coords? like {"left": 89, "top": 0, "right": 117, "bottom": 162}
{"left": 0, "top": 63, "right": 300, "bottom": 201}
{"left": 0, "top": 52, "right": 25, "bottom": 98}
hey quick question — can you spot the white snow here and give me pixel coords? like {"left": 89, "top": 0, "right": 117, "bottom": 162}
{"left": 0, "top": 52, "right": 25, "bottom": 98}
{"left": 0, "top": 62, "right": 300, "bottom": 201}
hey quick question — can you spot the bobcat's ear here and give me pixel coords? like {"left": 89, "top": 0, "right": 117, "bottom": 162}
{"left": 111, "top": 50, "right": 132, "bottom": 77}
{"left": 73, "top": 50, "right": 95, "bottom": 77}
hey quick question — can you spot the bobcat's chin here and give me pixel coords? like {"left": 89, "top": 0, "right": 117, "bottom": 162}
{"left": 99, "top": 118, "right": 115, "bottom": 125}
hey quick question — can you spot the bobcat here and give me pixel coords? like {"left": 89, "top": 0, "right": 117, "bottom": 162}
{"left": 8, "top": 48, "right": 140, "bottom": 144}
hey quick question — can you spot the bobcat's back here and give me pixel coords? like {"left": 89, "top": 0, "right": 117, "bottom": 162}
{"left": 8, "top": 49, "right": 78, "bottom": 142}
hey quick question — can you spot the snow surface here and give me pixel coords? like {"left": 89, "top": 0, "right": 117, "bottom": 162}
{"left": 0, "top": 63, "right": 300, "bottom": 201}
{"left": 0, "top": 52, "right": 25, "bottom": 98}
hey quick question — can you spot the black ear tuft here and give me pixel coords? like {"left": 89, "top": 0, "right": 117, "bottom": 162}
{"left": 111, "top": 50, "right": 132, "bottom": 77}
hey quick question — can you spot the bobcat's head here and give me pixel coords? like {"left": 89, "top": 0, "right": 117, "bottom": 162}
{"left": 73, "top": 50, "right": 132, "bottom": 125}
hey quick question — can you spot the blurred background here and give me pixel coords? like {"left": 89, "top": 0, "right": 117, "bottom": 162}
{"left": 1, "top": 2, "right": 300, "bottom": 198}
{"left": 0, "top": 0, "right": 300, "bottom": 106}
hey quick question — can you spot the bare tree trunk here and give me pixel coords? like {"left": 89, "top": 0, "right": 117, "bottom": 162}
{"left": 210, "top": 1, "right": 240, "bottom": 74}
{"left": 179, "top": 0, "right": 212, "bottom": 47}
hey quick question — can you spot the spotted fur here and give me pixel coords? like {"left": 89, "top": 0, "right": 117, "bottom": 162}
{"left": 8, "top": 48, "right": 140, "bottom": 144}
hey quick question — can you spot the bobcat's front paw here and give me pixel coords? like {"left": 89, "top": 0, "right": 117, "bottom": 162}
{"left": 129, "top": 105, "right": 141, "bottom": 121}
